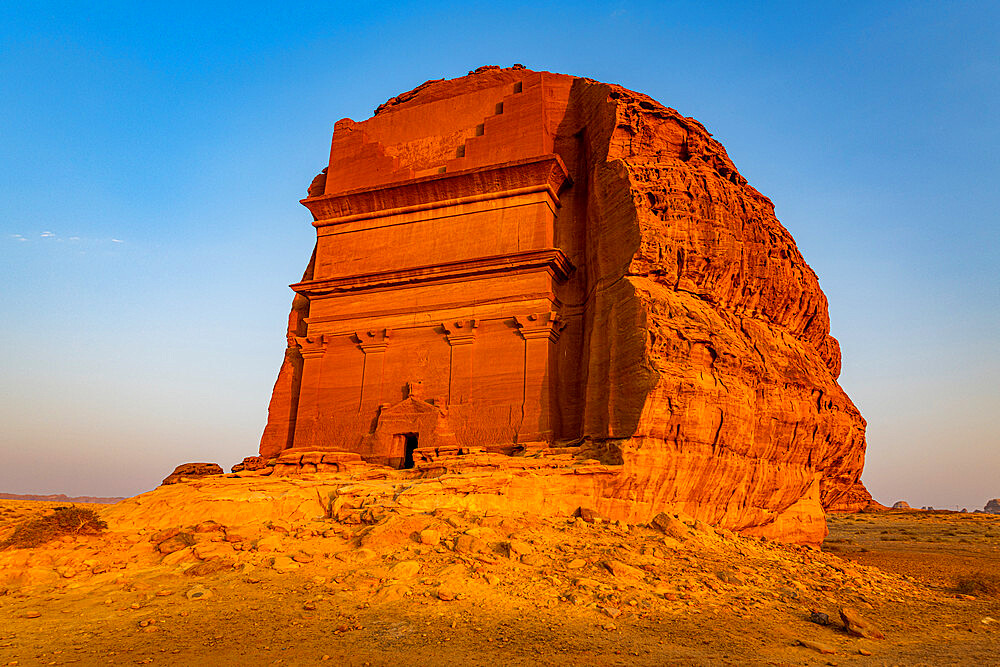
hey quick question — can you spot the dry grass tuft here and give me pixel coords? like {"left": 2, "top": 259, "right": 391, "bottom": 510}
{"left": 955, "top": 572, "right": 1000, "bottom": 598}
{"left": 0, "top": 506, "right": 107, "bottom": 549}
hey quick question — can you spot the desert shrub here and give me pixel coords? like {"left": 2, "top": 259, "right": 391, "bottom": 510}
{"left": 0, "top": 506, "right": 107, "bottom": 549}
{"left": 956, "top": 572, "right": 1000, "bottom": 598}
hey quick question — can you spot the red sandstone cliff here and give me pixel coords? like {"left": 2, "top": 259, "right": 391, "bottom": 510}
{"left": 258, "top": 66, "right": 871, "bottom": 543}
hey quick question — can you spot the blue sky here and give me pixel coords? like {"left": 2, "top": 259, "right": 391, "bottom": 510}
{"left": 2, "top": 1, "right": 997, "bottom": 509}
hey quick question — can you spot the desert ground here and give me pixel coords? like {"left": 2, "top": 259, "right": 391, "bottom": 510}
{"left": 0, "top": 491, "right": 998, "bottom": 666}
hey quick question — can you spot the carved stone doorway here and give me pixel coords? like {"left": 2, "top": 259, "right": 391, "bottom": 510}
{"left": 392, "top": 432, "right": 419, "bottom": 469}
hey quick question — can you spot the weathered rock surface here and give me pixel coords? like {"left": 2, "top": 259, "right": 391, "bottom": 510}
{"left": 161, "top": 463, "right": 224, "bottom": 486}
{"left": 255, "top": 66, "right": 868, "bottom": 544}
{"left": 825, "top": 481, "right": 886, "bottom": 513}
{"left": 984, "top": 499, "right": 1000, "bottom": 514}
{"left": 892, "top": 501, "right": 912, "bottom": 510}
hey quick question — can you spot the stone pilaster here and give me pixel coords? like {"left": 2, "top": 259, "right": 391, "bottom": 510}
{"left": 357, "top": 329, "right": 390, "bottom": 415}
{"left": 514, "top": 312, "right": 565, "bottom": 443}
{"left": 291, "top": 334, "right": 328, "bottom": 448}
{"left": 443, "top": 319, "right": 478, "bottom": 405}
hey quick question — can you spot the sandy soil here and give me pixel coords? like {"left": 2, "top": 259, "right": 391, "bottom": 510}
{"left": 0, "top": 499, "right": 997, "bottom": 666}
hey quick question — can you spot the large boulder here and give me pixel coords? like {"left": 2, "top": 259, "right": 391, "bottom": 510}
{"left": 161, "top": 463, "right": 224, "bottom": 486}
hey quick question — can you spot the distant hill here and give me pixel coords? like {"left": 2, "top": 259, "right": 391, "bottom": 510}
{"left": 0, "top": 492, "right": 125, "bottom": 504}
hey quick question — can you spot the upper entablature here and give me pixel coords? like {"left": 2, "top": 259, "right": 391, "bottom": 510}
{"left": 321, "top": 68, "right": 575, "bottom": 196}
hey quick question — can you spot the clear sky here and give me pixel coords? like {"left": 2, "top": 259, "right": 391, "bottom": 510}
{"left": 2, "top": 1, "right": 997, "bottom": 509}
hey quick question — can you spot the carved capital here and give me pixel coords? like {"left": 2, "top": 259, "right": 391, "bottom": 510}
{"left": 356, "top": 328, "right": 390, "bottom": 354}
{"left": 443, "top": 319, "right": 478, "bottom": 346}
{"left": 294, "top": 334, "right": 327, "bottom": 359}
{"left": 514, "top": 312, "right": 566, "bottom": 343}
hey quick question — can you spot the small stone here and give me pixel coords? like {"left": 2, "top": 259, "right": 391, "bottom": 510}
{"left": 255, "top": 535, "right": 284, "bottom": 552}
{"left": 858, "top": 648, "right": 872, "bottom": 656}
{"left": 566, "top": 558, "right": 586, "bottom": 569}
{"left": 419, "top": 529, "right": 440, "bottom": 546}
{"left": 601, "top": 559, "right": 645, "bottom": 581}
{"left": 809, "top": 610, "right": 831, "bottom": 625}
{"left": 715, "top": 569, "right": 743, "bottom": 586}
{"left": 292, "top": 552, "right": 314, "bottom": 563}
{"left": 185, "top": 585, "right": 213, "bottom": 601}
{"left": 389, "top": 560, "right": 421, "bottom": 579}
{"left": 437, "top": 586, "right": 457, "bottom": 601}
{"left": 840, "top": 607, "right": 884, "bottom": 640}
{"left": 271, "top": 556, "right": 300, "bottom": 573}
{"left": 24, "top": 611, "right": 40, "bottom": 619}
{"left": 303, "top": 601, "right": 317, "bottom": 611}
{"left": 521, "top": 553, "right": 547, "bottom": 566}
{"left": 157, "top": 534, "right": 194, "bottom": 555}
{"left": 797, "top": 638, "right": 836, "bottom": 655}
{"left": 649, "top": 513, "right": 689, "bottom": 541}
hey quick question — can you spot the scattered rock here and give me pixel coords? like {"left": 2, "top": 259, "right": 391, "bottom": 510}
{"left": 840, "top": 607, "right": 884, "bottom": 640}
{"left": 809, "top": 610, "right": 831, "bottom": 626}
{"left": 24, "top": 611, "right": 40, "bottom": 619}
{"left": 649, "top": 513, "right": 689, "bottom": 541}
{"left": 418, "top": 529, "right": 440, "bottom": 546}
{"left": 892, "top": 501, "right": 911, "bottom": 510}
{"left": 797, "top": 638, "right": 836, "bottom": 654}
{"left": 157, "top": 533, "right": 194, "bottom": 555}
{"left": 601, "top": 560, "right": 645, "bottom": 581}
{"left": 271, "top": 556, "right": 300, "bottom": 573}
{"left": 255, "top": 535, "right": 284, "bottom": 552}
{"left": 185, "top": 585, "right": 212, "bottom": 600}
{"left": 715, "top": 569, "right": 743, "bottom": 586}
{"left": 185, "top": 559, "right": 233, "bottom": 576}
{"left": 575, "top": 507, "right": 604, "bottom": 523}
{"left": 507, "top": 539, "right": 533, "bottom": 556}
{"left": 453, "top": 535, "right": 486, "bottom": 554}
{"left": 388, "top": 561, "right": 421, "bottom": 579}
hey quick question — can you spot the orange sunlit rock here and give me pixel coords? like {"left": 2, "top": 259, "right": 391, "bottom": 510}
{"left": 256, "top": 66, "right": 869, "bottom": 544}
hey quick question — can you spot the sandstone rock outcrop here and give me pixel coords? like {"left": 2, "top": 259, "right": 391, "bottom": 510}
{"left": 825, "top": 481, "right": 886, "bottom": 513}
{"left": 161, "top": 463, "right": 223, "bottom": 486}
{"left": 255, "top": 66, "right": 869, "bottom": 544}
{"left": 984, "top": 499, "right": 1000, "bottom": 514}
{"left": 892, "top": 501, "right": 912, "bottom": 510}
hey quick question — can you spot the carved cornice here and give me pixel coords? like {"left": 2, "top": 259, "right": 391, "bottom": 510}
{"left": 291, "top": 248, "right": 574, "bottom": 298}
{"left": 355, "top": 328, "right": 390, "bottom": 353}
{"left": 443, "top": 319, "right": 478, "bottom": 346}
{"left": 514, "top": 311, "right": 566, "bottom": 343}
{"left": 300, "top": 155, "right": 571, "bottom": 225}
{"left": 294, "top": 334, "right": 327, "bottom": 359}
